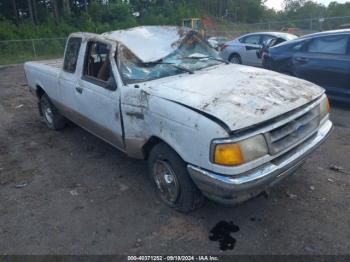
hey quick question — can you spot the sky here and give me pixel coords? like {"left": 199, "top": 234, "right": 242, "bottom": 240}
{"left": 265, "top": 0, "right": 349, "bottom": 10}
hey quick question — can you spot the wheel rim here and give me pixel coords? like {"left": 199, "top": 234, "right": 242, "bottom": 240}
{"left": 152, "top": 160, "right": 180, "bottom": 204}
{"left": 230, "top": 56, "right": 241, "bottom": 64}
{"left": 42, "top": 100, "right": 53, "bottom": 124}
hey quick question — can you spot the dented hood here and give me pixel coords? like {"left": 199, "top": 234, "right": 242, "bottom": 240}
{"left": 144, "top": 64, "right": 324, "bottom": 131}
{"left": 102, "top": 26, "right": 191, "bottom": 63}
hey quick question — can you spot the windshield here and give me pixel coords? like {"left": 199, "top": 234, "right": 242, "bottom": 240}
{"left": 117, "top": 32, "right": 222, "bottom": 84}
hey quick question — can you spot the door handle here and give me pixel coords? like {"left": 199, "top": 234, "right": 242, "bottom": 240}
{"left": 75, "top": 87, "right": 83, "bottom": 94}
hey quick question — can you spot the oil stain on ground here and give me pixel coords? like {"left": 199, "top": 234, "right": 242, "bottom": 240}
{"left": 209, "top": 221, "right": 240, "bottom": 251}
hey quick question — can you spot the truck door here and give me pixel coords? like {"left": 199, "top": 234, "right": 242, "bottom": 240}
{"left": 74, "top": 40, "right": 124, "bottom": 150}
{"left": 58, "top": 36, "right": 83, "bottom": 123}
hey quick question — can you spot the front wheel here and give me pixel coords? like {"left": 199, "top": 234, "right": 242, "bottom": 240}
{"left": 40, "top": 94, "right": 67, "bottom": 130}
{"left": 148, "top": 143, "right": 204, "bottom": 213}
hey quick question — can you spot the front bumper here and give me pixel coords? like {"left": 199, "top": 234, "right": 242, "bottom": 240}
{"left": 187, "top": 120, "right": 333, "bottom": 205}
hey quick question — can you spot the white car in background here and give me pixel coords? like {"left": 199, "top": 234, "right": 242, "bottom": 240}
{"left": 221, "top": 32, "right": 297, "bottom": 66}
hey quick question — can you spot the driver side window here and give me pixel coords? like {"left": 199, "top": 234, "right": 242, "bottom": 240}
{"left": 84, "top": 41, "right": 112, "bottom": 82}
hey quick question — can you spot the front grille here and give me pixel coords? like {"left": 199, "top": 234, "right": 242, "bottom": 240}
{"left": 265, "top": 107, "right": 320, "bottom": 155}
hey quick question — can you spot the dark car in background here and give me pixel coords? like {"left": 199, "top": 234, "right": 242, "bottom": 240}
{"left": 257, "top": 35, "right": 298, "bottom": 62}
{"left": 263, "top": 29, "right": 350, "bottom": 102}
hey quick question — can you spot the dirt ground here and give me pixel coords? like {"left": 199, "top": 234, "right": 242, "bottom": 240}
{"left": 0, "top": 65, "right": 350, "bottom": 255}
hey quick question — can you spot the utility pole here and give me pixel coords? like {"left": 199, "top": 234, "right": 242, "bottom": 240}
{"left": 12, "top": 0, "right": 19, "bottom": 24}
{"left": 51, "top": 0, "right": 60, "bottom": 24}
{"left": 310, "top": 18, "right": 313, "bottom": 31}
{"left": 84, "top": 0, "right": 88, "bottom": 13}
{"left": 63, "top": 0, "right": 71, "bottom": 15}
{"left": 32, "top": 0, "right": 38, "bottom": 23}
{"left": 27, "top": 0, "right": 35, "bottom": 24}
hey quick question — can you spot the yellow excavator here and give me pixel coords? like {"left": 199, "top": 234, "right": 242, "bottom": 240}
{"left": 182, "top": 18, "right": 206, "bottom": 36}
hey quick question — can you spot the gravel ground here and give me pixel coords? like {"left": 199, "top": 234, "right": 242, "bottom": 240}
{"left": 0, "top": 65, "right": 350, "bottom": 255}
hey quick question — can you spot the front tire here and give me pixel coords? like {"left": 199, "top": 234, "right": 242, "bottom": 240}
{"left": 40, "top": 94, "right": 67, "bottom": 130}
{"left": 148, "top": 143, "right": 204, "bottom": 213}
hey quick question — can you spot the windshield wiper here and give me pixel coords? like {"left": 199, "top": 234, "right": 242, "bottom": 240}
{"left": 183, "top": 55, "right": 229, "bottom": 64}
{"left": 143, "top": 61, "right": 194, "bottom": 74}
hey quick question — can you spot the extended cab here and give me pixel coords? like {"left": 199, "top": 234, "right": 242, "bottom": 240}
{"left": 24, "top": 26, "right": 332, "bottom": 212}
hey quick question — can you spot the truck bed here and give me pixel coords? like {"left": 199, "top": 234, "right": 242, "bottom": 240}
{"left": 24, "top": 58, "right": 63, "bottom": 99}
{"left": 26, "top": 58, "right": 64, "bottom": 72}
{"left": 33, "top": 58, "right": 64, "bottom": 70}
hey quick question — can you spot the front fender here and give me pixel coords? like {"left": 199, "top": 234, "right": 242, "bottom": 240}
{"left": 145, "top": 96, "right": 229, "bottom": 169}
{"left": 123, "top": 94, "right": 229, "bottom": 170}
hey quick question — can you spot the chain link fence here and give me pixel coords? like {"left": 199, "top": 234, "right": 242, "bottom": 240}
{"left": 208, "top": 15, "right": 350, "bottom": 38}
{"left": 1, "top": 16, "right": 350, "bottom": 65}
{"left": 248, "top": 15, "right": 350, "bottom": 34}
{"left": 0, "top": 38, "right": 66, "bottom": 65}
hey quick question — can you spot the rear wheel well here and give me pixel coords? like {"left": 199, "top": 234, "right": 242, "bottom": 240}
{"left": 35, "top": 85, "right": 46, "bottom": 116}
{"left": 228, "top": 53, "right": 242, "bottom": 63}
{"left": 36, "top": 85, "right": 45, "bottom": 99}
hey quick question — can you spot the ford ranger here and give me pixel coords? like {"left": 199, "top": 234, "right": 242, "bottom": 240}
{"left": 24, "top": 26, "right": 333, "bottom": 212}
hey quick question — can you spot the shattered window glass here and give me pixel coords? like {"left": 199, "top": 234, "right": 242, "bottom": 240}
{"left": 117, "top": 32, "right": 222, "bottom": 84}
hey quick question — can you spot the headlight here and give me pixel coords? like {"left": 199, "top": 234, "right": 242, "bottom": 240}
{"left": 212, "top": 135, "right": 268, "bottom": 166}
{"left": 319, "top": 95, "right": 330, "bottom": 120}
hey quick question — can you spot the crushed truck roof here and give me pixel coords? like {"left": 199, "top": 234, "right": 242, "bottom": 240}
{"left": 101, "top": 26, "right": 191, "bottom": 63}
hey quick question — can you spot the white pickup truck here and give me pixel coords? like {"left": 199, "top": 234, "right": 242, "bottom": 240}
{"left": 24, "top": 26, "right": 332, "bottom": 212}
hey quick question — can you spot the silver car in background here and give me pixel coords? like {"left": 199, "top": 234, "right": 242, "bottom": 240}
{"left": 221, "top": 32, "right": 297, "bottom": 66}
{"left": 207, "top": 36, "right": 229, "bottom": 50}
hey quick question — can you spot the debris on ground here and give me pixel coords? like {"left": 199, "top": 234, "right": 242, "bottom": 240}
{"left": 118, "top": 184, "right": 129, "bottom": 192}
{"left": 304, "top": 245, "right": 318, "bottom": 253}
{"left": 310, "top": 186, "right": 315, "bottom": 191}
{"left": 286, "top": 192, "right": 297, "bottom": 199}
{"left": 250, "top": 217, "right": 262, "bottom": 222}
{"left": 259, "top": 190, "right": 269, "bottom": 199}
{"left": 329, "top": 165, "right": 350, "bottom": 175}
{"left": 29, "top": 141, "right": 38, "bottom": 148}
{"left": 15, "top": 182, "right": 28, "bottom": 189}
{"left": 15, "top": 104, "right": 24, "bottom": 109}
{"left": 328, "top": 178, "right": 335, "bottom": 183}
{"left": 135, "top": 238, "right": 143, "bottom": 248}
{"left": 69, "top": 189, "right": 79, "bottom": 196}
{"left": 329, "top": 165, "right": 345, "bottom": 172}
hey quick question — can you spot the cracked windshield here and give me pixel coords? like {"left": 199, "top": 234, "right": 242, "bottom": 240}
{"left": 118, "top": 32, "right": 223, "bottom": 83}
